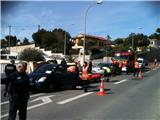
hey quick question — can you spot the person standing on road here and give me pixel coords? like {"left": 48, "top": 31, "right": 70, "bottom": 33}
{"left": 61, "top": 58, "right": 67, "bottom": 70}
{"left": 52, "top": 57, "right": 58, "bottom": 64}
{"left": 133, "top": 60, "right": 140, "bottom": 78}
{"left": 61, "top": 58, "right": 67, "bottom": 65}
{"left": 4, "top": 59, "right": 17, "bottom": 97}
{"left": 154, "top": 58, "right": 157, "bottom": 67}
{"left": 82, "top": 62, "right": 90, "bottom": 92}
{"left": 77, "top": 61, "right": 82, "bottom": 73}
{"left": 2, "top": 62, "right": 30, "bottom": 120}
{"left": 88, "top": 60, "right": 92, "bottom": 74}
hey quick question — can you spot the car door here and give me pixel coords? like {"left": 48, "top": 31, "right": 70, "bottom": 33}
{"left": 54, "top": 66, "right": 67, "bottom": 85}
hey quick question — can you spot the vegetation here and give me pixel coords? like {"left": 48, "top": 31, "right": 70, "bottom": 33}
{"left": 113, "top": 28, "right": 160, "bottom": 51}
{"left": 1, "top": 35, "right": 30, "bottom": 48}
{"left": 32, "top": 28, "right": 73, "bottom": 54}
{"left": 19, "top": 48, "right": 45, "bottom": 62}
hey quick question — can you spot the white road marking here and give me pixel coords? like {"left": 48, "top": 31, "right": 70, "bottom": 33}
{"left": 145, "top": 71, "right": 150, "bottom": 74}
{"left": 0, "top": 95, "right": 55, "bottom": 119}
{"left": 30, "top": 93, "right": 45, "bottom": 98}
{"left": 114, "top": 79, "right": 127, "bottom": 85}
{"left": 1, "top": 93, "right": 45, "bottom": 105}
{"left": 57, "top": 92, "right": 94, "bottom": 105}
{"left": 28, "top": 95, "right": 55, "bottom": 109}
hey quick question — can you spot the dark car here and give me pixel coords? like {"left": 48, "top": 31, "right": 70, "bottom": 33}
{"left": 29, "top": 64, "right": 79, "bottom": 92}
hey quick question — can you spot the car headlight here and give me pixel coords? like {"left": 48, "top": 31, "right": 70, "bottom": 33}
{"left": 38, "top": 77, "right": 47, "bottom": 82}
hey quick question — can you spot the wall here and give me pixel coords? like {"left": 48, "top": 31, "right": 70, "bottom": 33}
{"left": 9, "top": 44, "right": 35, "bottom": 53}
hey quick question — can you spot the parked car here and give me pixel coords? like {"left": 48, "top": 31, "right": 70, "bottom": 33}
{"left": 29, "top": 64, "right": 79, "bottom": 92}
{"left": 92, "top": 63, "right": 116, "bottom": 77}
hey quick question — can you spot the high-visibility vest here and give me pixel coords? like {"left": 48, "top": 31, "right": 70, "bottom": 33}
{"left": 119, "top": 63, "right": 122, "bottom": 68}
{"left": 82, "top": 66, "right": 90, "bottom": 80}
{"left": 134, "top": 62, "right": 139, "bottom": 68}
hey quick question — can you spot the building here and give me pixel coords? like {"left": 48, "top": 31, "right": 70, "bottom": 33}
{"left": 149, "top": 39, "right": 160, "bottom": 48}
{"left": 72, "top": 34, "right": 112, "bottom": 51}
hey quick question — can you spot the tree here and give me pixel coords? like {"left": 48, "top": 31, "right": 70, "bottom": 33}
{"left": 32, "top": 28, "right": 72, "bottom": 54}
{"left": 23, "top": 37, "right": 30, "bottom": 45}
{"left": 106, "top": 34, "right": 112, "bottom": 40}
{"left": 0, "top": 39, "right": 8, "bottom": 48}
{"left": 149, "top": 28, "right": 160, "bottom": 40}
{"left": 114, "top": 38, "right": 124, "bottom": 45}
{"left": 19, "top": 48, "right": 45, "bottom": 62}
{"left": 5, "top": 35, "right": 17, "bottom": 46}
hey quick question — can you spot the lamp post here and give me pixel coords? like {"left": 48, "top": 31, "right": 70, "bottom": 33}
{"left": 83, "top": 0, "right": 103, "bottom": 63}
{"left": 132, "top": 27, "right": 142, "bottom": 51}
{"left": 64, "top": 24, "right": 74, "bottom": 58}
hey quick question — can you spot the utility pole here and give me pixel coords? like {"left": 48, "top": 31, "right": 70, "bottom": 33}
{"left": 64, "top": 32, "right": 67, "bottom": 57}
{"left": 9, "top": 25, "right": 11, "bottom": 54}
{"left": 132, "top": 33, "right": 135, "bottom": 51}
{"left": 38, "top": 25, "right": 40, "bottom": 31}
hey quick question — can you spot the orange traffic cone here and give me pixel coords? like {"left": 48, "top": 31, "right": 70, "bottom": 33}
{"left": 138, "top": 70, "right": 142, "bottom": 80}
{"left": 98, "top": 78, "right": 105, "bottom": 96}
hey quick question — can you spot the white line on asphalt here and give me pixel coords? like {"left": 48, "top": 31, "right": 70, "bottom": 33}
{"left": 145, "top": 71, "right": 150, "bottom": 74}
{"left": 114, "top": 79, "right": 127, "bottom": 85}
{"left": 57, "top": 92, "right": 94, "bottom": 105}
{"left": 1, "top": 113, "right": 8, "bottom": 118}
{"left": 30, "top": 93, "right": 45, "bottom": 98}
{"left": 0, "top": 93, "right": 45, "bottom": 105}
{"left": 1, "top": 101, "right": 9, "bottom": 105}
{"left": 1, "top": 94, "right": 55, "bottom": 119}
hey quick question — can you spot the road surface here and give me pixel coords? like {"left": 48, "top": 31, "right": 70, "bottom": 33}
{"left": 1, "top": 66, "right": 160, "bottom": 120}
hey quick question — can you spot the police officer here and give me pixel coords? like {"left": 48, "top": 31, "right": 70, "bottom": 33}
{"left": 2, "top": 62, "right": 30, "bottom": 120}
{"left": 4, "top": 59, "right": 17, "bottom": 97}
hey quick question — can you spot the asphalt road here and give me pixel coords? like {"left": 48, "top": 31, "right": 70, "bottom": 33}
{"left": 1, "top": 66, "right": 160, "bottom": 120}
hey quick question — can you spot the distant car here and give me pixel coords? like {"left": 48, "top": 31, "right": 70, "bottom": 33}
{"left": 137, "top": 58, "right": 146, "bottom": 69}
{"left": 92, "top": 63, "right": 115, "bottom": 76}
{"left": 29, "top": 64, "right": 79, "bottom": 92}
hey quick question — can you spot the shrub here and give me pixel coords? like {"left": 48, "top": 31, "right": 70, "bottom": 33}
{"left": 19, "top": 48, "right": 45, "bottom": 62}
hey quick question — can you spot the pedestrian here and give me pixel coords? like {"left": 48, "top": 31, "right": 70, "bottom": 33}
{"left": 118, "top": 62, "right": 122, "bottom": 74}
{"left": 133, "top": 59, "right": 140, "bottom": 78}
{"left": 82, "top": 61, "right": 90, "bottom": 92}
{"left": 52, "top": 57, "right": 58, "bottom": 64}
{"left": 61, "top": 58, "right": 67, "bottom": 65}
{"left": 2, "top": 62, "right": 30, "bottom": 120}
{"left": 4, "top": 59, "right": 17, "bottom": 97}
{"left": 88, "top": 60, "right": 92, "bottom": 74}
{"left": 154, "top": 58, "right": 157, "bottom": 66}
{"left": 77, "top": 61, "right": 82, "bottom": 73}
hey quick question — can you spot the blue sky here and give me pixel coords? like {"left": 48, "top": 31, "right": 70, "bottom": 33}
{"left": 1, "top": 0, "right": 160, "bottom": 41}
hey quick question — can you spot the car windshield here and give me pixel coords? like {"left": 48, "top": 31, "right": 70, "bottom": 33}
{"left": 34, "top": 64, "right": 57, "bottom": 73}
{"left": 113, "top": 55, "right": 128, "bottom": 60}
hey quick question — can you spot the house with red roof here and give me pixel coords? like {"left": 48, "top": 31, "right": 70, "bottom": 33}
{"left": 72, "top": 34, "right": 112, "bottom": 51}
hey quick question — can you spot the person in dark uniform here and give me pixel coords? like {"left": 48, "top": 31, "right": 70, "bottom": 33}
{"left": 4, "top": 59, "right": 17, "bottom": 97}
{"left": 61, "top": 58, "right": 67, "bottom": 65}
{"left": 52, "top": 57, "right": 58, "bottom": 64}
{"left": 88, "top": 60, "right": 92, "bottom": 74}
{"left": 2, "top": 62, "right": 30, "bottom": 120}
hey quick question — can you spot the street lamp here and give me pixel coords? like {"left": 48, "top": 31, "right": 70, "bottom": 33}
{"left": 132, "top": 27, "right": 142, "bottom": 51}
{"left": 64, "top": 24, "right": 74, "bottom": 58}
{"left": 83, "top": 0, "right": 103, "bottom": 63}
